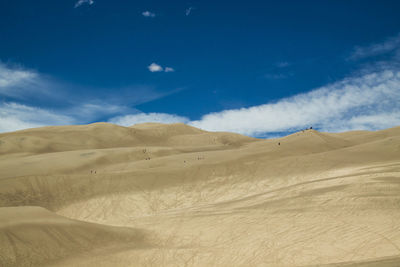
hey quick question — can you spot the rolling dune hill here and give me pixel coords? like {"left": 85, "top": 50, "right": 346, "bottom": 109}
{"left": 1, "top": 123, "right": 400, "bottom": 266}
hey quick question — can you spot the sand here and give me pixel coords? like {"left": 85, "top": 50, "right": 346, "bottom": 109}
{"left": 0, "top": 122, "right": 399, "bottom": 266}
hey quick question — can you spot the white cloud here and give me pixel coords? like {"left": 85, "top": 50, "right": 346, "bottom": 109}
{"left": 109, "top": 113, "right": 189, "bottom": 126}
{"left": 0, "top": 62, "right": 46, "bottom": 99}
{"left": 0, "top": 101, "right": 133, "bottom": 133}
{"left": 2, "top": 67, "right": 399, "bottom": 136}
{"left": 0, "top": 61, "right": 171, "bottom": 109}
{"left": 148, "top": 63, "right": 175, "bottom": 73}
{"left": 2, "top": 48, "right": 399, "bottom": 137}
{"left": 142, "top": 11, "right": 156, "bottom": 18}
{"left": 74, "top": 0, "right": 94, "bottom": 8}
{"left": 349, "top": 33, "right": 400, "bottom": 60}
{"left": 148, "top": 63, "right": 163, "bottom": 72}
{"left": 0, "top": 60, "right": 184, "bottom": 133}
{"left": 185, "top": 7, "right": 194, "bottom": 16}
{"left": 188, "top": 69, "right": 400, "bottom": 136}
{"left": 0, "top": 62, "right": 78, "bottom": 103}
{"left": 323, "top": 112, "right": 400, "bottom": 133}
{"left": 108, "top": 68, "right": 400, "bottom": 137}
{"left": 0, "top": 102, "right": 76, "bottom": 133}
{"left": 0, "top": 63, "right": 37, "bottom": 88}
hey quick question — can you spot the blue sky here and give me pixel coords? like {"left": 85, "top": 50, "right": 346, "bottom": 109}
{"left": 1, "top": 0, "right": 400, "bottom": 136}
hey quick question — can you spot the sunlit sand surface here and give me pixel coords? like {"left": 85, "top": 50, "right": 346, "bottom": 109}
{"left": 1, "top": 123, "right": 400, "bottom": 266}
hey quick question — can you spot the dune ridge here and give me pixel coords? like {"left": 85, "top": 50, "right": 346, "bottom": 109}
{"left": 1, "top": 123, "right": 400, "bottom": 266}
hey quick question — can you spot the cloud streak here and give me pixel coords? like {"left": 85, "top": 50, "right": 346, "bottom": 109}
{"left": 109, "top": 68, "right": 400, "bottom": 137}
{"left": 2, "top": 34, "right": 400, "bottom": 137}
{"left": 185, "top": 7, "right": 194, "bottom": 16}
{"left": 74, "top": 0, "right": 94, "bottom": 8}
{"left": 189, "top": 69, "right": 400, "bottom": 135}
{"left": 3, "top": 67, "right": 399, "bottom": 136}
{"left": 0, "top": 101, "right": 135, "bottom": 133}
{"left": 0, "top": 102, "right": 76, "bottom": 133}
{"left": 0, "top": 62, "right": 59, "bottom": 101}
{"left": 0, "top": 63, "right": 37, "bottom": 89}
{"left": 349, "top": 33, "right": 400, "bottom": 60}
{"left": 0, "top": 62, "right": 38, "bottom": 97}
{"left": 0, "top": 61, "right": 182, "bottom": 133}
{"left": 164, "top": 67, "right": 175, "bottom": 72}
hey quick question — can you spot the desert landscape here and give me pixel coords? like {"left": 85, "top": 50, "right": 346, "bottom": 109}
{"left": 0, "top": 122, "right": 399, "bottom": 266}
{"left": 1, "top": 0, "right": 400, "bottom": 266}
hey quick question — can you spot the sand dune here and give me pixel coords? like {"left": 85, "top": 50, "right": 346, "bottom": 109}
{"left": 1, "top": 123, "right": 400, "bottom": 266}
{"left": 0, "top": 206, "right": 148, "bottom": 267}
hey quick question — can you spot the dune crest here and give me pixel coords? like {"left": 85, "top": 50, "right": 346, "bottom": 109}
{"left": 1, "top": 124, "right": 400, "bottom": 266}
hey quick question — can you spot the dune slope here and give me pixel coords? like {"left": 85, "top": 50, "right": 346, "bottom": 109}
{"left": 1, "top": 123, "right": 400, "bottom": 266}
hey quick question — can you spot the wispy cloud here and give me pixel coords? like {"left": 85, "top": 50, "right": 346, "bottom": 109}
{"left": 4, "top": 66, "right": 400, "bottom": 136}
{"left": 142, "top": 11, "right": 156, "bottom": 18}
{"left": 0, "top": 62, "right": 58, "bottom": 100}
{"left": 185, "top": 7, "right": 194, "bottom": 16}
{"left": 0, "top": 102, "right": 76, "bottom": 133}
{"left": 189, "top": 69, "right": 400, "bottom": 135}
{"left": 263, "top": 62, "right": 292, "bottom": 80}
{"left": 0, "top": 62, "right": 171, "bottom": 107}
{"left": 164, "top": 67, "right": 175, "bottom": 72}
{"left": 109, "top": 113, "right": 189, "bottom": 126}
{"left": 264, "top": 73, "right": 291, "bottom": 80}
{"left": 66, "top": 102, "right": 132, "bottom": 122}
{"left": 349, "top": 33, "right": 400, "bottom": 60}
{"left": 276, "top": 62, "right": 290, "bottom": 68}
{"left": 110, "top": 67, "right": 400, "bottom": 136}
{"left": 74, "top": 0, "right": 94, "bottom": 8}
{"left": 0, "top": 61, "right": 182, "bottom": 133}
{"left": 0, "top": 100, "right": 136, "bottom": 133}
{"left": 2, "top": 38, "right": 399, "bottom": 137}
{"left": 0, "top": 63, "right": 37, "bottom": 88}
{"left": 148, "top": 63, "right": 175, "bottom": 73}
